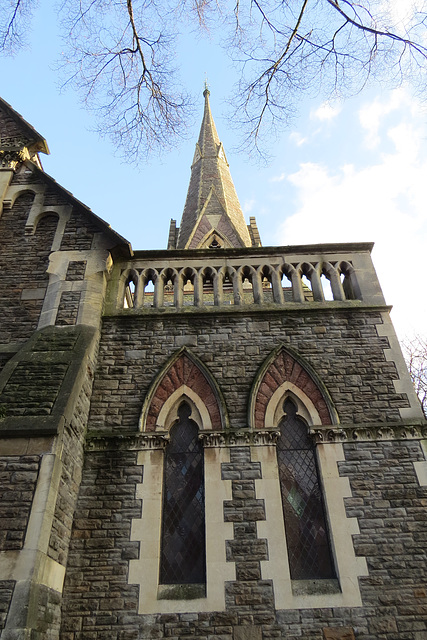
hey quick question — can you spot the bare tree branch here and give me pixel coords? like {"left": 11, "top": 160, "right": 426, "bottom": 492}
{"left": 0, "top": 0, "right": 36, "bottom": 55}
{"left": 3, "top": 0, "right": 427, "bottom": 160}
{"left": 57, "top": 0, "right": 194, "bottom": 162}
{"left": 225, "top": 1, "right": 427, "bottom": 156}
{"left": 402, "top": 335, "right": 427, "bottom": 418}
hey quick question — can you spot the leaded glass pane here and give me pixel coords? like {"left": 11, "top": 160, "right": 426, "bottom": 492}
{"left": 277, "top": 399, "right": 336, "bottom": 580}
{"left": 160, "top": 402, "right": 206, "bottom": 585}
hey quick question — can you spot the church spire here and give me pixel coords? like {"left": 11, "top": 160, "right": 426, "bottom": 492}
{"left": 169, "top": 89, "right": 261, "bottom": 250}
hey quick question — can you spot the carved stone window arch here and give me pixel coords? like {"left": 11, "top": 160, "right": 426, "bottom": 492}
{"left": 249, "top": 345, "right": 338, "bottom": 430}
{"left": 130, "top": 350, "right": 233, "bottom": 613}
{"left": 140, "top": 348, "right": 228, "bottom": 432}
{"left": 122, "top": 270, "right": 138, "bottom": 309}
{"left": 250, "top": 346, "right": 368, "bottom": 609}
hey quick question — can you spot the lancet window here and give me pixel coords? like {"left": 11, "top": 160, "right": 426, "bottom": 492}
{"left": 277, "top": 398, "right": 335, "bottom": 580}
{"left": 159, "top": 401, "right": 206, "bottom": 586}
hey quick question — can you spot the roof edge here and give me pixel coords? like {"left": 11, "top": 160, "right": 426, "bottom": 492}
{"left": 25, "top": 161, "right": 132, "bottom": 257}
{"left": 0, "top": 97, "right": 50, "bottom": 155}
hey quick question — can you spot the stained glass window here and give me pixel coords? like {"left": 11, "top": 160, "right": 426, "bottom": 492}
{"left": 160, "top": 402, "right": 206, "bottom": 585}
{"left": 277, "top": 398, "right": 336, "bottom": 580}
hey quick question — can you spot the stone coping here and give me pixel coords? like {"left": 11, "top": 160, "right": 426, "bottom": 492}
{"left": 130, "top": 241, "right": 375, "bottom": 261}
{"left": 104, "top": 302, "right": 392, "bottom": 318}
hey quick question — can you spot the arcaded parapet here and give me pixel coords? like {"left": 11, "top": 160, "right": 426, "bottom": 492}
{"left": 107, "top": 243, "right": 384, "bottom": 313}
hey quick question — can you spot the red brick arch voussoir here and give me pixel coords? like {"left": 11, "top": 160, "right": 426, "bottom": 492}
{"left": 146, "top": 352, "right": 222, "bottom": 431}
{"left": 254, "top": 349, "right": 332, "bottom": 428}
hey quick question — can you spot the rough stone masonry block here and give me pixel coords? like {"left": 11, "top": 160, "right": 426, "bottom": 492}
{"left": 323, "top": 628, "right": 355, "bottom": 640}
{"left": 233, "top": 625, "right": 262, "bottom": 640}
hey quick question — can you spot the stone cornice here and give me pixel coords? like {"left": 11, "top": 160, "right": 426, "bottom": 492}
{"left": 85, "top": 429, "right": 281, "bottom": 451}
{"left": 310, "top": 423, "right": 427, "bottom": 444}
{"left": 84, "top": 422, "right": 427, "bottom": 452}
{"left": 199, "top": 429, "right": 280, "bottom": 447}
{"left": 85, "top": 432, "right": 169, "bottom": 452}
{"left": 104, "top": 303, "right": 393, "bottom": 320}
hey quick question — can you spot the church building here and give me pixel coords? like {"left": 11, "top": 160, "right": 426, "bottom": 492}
{"left": 0, "top": 89, "right": 426, "bottom": 640}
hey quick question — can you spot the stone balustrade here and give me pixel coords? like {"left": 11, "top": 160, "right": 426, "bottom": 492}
{"left": 105, "top": 243, "right": 386, "bottom": 313}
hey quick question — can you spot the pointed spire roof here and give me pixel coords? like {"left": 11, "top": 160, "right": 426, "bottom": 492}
{"left": 175, "top": 88, "right": 257, "bottom": 250}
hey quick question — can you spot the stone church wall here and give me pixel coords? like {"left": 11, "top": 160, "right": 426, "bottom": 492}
{"left": 59, "top": 439, "right": 427, "bottom": 639}
{"left": 0, "top": 455, "right": 41, "bottom": 551}
{"left": 0, "top": 192, "right": 57, "bottom": 344}
{"left": 57, "top": 309, "right": 427, "bottom": 639}
{"left": 88, "top": 310, "right": 408, "bottom": 433}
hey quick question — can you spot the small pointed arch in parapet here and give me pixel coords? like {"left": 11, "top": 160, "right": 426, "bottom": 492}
{"left": 119, "top": 267, "right": 139, "bottom": 308}
{"left": 249, "top": 345, "right": 339, "bottom": 429}
{"left": 139, "top": 348, "right": 229, "bottom": 432}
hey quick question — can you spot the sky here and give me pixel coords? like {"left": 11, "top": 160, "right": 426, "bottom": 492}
{"left": 0, "top": 1, "right": 426, "bottom": 343}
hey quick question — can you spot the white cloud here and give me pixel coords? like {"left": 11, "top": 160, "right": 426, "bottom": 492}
{"left": 289, "top": 132, "right": 308, "bottom": 147}
{"left": 243, "top": 198, "right": 255, "bottom": 213}
{"left": 382, "top": 0, "right": 425, "bottom": 30}
{"left": 270, "top": 173, "right": 287, "bottom": 183}
{"left": 277, "top": 99, "right": 427, "bottom": 340}
{"left": 358, "top": 88, "right": 420, "bottom": 149}
{"left": 311, "top": 102, "right": 342, "bottom": 122}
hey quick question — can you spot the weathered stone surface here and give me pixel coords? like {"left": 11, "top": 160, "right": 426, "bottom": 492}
{"left": 88, "top": 311, "right": 409, "bottom": 433}
{"left": 0, "top": 457, "right": 40, "bottom": 550}
{"left": 323, "top": 627, "right": 355, "bottom": 640}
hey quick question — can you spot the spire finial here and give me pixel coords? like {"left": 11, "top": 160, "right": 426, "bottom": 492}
{"left": 203, "top": 75, "right": 210, "bottom": 97}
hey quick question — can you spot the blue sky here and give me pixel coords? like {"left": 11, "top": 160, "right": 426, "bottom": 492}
{"left": 1, "top": 1, "right": 426, "bottom": 342}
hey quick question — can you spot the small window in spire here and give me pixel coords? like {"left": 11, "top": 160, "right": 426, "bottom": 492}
{"left": 209, "top": 237, "right": 221, "bottom": 249}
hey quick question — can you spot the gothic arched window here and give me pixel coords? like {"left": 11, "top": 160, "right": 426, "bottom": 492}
{"left": 160, "top": 401, "right": 206, "bottom": 585}
{"left": 277, "top": 398, "right": 336, "bottom": 580}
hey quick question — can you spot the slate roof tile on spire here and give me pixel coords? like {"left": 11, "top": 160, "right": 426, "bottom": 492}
{"left": 171, "top": 88, "right": 260, "bottom": 250}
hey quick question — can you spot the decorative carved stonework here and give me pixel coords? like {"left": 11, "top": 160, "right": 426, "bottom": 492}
{"left": 0, "top": 145, "right": 30, "bottom": 169}
{"left": 311, "top": 423, "right": 427, "bottom": 444}
{"left": 85, "top": 432, "right": 169, "bottom": 452}
{"left": 199, "top": 429, "right": 280, "bottom": 447}
{"left": 0, "top": 136, "right": 28, "bottom": 148}
{"left": 85, "top": 423, "right": 427, "bottom": 451}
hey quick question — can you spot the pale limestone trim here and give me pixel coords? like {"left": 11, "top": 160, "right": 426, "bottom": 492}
{"left": 414, "top": 440, "right": 427, "bottom": 486}
{"left": 25, "top": 454, "right": 62, "bottom": 556}
{"left": 2, "top": 183, "right": 44, "bottom": 210}
{"left": 31, "top": 204, "right": 71, "bottom": 252}
{"left": 254, "top": 443, "right": 368, "bottom": 609}
{"left": 85, "top": 433, "right": 169, "bottom": 452}
{"left": 312, "top": 423, "right": 427, "bottom": 443}
{"left": 4, "top": 183, "right": 72, "bottom": 252}
{"left": 38, "top": 249, "right": 112, "bottom": 329}
{"left": 156, "top": 387, "right": 211, "bottom": 430}
{"left": 129, "top": 447, "right": 234, "bottom": 614}
{"left": 0, "top": 168, "right": 14, "bottom": 215}
{"left": 376, "top": 311, "right": 424, "bottom": 420}
{"left": 414, "top": 461, "right": 427, "bottom": 486}
{"left": 265, "top": 382, "right": 322, "bottom": 427}
{"left": 0, "top": 453, "right": 67, "bottom": 637}
{"left": 38, "top": 554, "right": 66, "bottom": 592}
